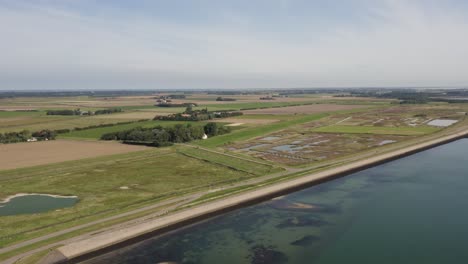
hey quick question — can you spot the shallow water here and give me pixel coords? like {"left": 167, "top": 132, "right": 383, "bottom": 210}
{"left": 261, "top": 136, "right": 281, "bottom": 141}
{"left": 82, "top": 139, "right": 468, "bottom": 264}
{"left": 378, "top": 139, "right": 396, "bottom": 146}
{"left": 427, "top": 119, "right": 458, "bottom": 127}
{"left": 0, "top": 194, "right": 78, "bottom": 216}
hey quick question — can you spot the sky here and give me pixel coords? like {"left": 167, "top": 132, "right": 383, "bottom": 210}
{"left": 1, "top": 0, "right": 468, "bottom": 90}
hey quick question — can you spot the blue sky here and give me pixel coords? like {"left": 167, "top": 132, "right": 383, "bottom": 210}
{"left": 1, "top": 0, "right": 468, "bottom": 90}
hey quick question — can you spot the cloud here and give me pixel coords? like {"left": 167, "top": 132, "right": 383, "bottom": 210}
{"left": 0, "top": 0, "right": 467, "bottom": 89}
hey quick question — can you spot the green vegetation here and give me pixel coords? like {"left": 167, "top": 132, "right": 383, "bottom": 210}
{"left": 197, "top": 113, "right": 328, "bottom": 147}
{"left": 0, "top": 147, "right": 275, "bottom": 247}
{"left": 313, "top": 125, "right": 440, "bottom": 135}
{"left": 0, "top": 129, "right": 56, "bottom": 144}
{"left": 100, "top": 122, "right": 230, "bottom": 146}
{"left": 154, "top": 106, "right": 242, "bottom": 121}
{"left": 60, "top": 120, "right": 159, "bottom": 139}
{"left": 177, "top": 147, "right": 282, "bottom": 176}
{"left": 46, "top": 109, "right": 83, "bottom": 115}
{"left": 0, "top": 110, "right": 41, "bottom": 118}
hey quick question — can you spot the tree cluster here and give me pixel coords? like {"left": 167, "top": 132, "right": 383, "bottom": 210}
{"left": 101, "top": 122, "right": 230, "bottom": 147}
{"left": 94, "top": 108, "right": 123, "bottom": 115}
{"left": 46, "top": 109, "right": 82, "bottom": 115}
{"left": 216, "top": 97, "right": 237, "bottom": 101}
{"left": 46, "top": 108, "right": 123, "bottom": 116}
{"left": 0, "top": 129, "right": 56, "bottom": 144}
{"left": 156, "top": 103, "right": 198, "bottom": 107}
{"left": 154, "top": 106, "right": 242, "bottom": 121}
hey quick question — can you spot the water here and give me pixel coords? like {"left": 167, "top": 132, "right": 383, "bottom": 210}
{"left": 82, "top": 139, "right": 468, "bottom": 264}
{"left": 378, "top": 139, "right": 396, "bottom": 146}
{"left": 240, "top": 144, "right": 271, "bottom": 151}
{"left": 427, "top": 119, "right": 458, "bottom": 127}
{"left": 272, "top": 144, "right": 298, "bottom": 152}
{"left": 0, "top": 194, "right": 78, "bottom": 216}
{"left": 261, "top": 136, "right": 281, "bottom": 141}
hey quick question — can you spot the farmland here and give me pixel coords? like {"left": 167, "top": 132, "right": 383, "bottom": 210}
{"left": 0, "top": 140, "right": 148, "bottom": 171}
{"left": 2, "top": 90, "right": 468, "bottom": 262}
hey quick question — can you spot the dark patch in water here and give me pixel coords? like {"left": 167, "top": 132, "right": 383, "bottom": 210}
{"left": 290, "top": 235, "right": 320, "bottom": 246}
{"left": 276, "top": 216, "right": 328, "bottom": 229}
{"left": 248, "top": 245, "right": 288, "bottom": 264}
{"left": 269, "top": 199, "right": 341, "bottom": 214}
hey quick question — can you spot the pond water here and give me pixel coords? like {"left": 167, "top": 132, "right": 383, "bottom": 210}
{"left": 0, "top": 194, "right": 78, "bottom": 216}
{"left": 240, "top": 144, "right": 271, "bottom": 151}
{"left": 378, "top": 139, "right": 396, "bottom": 146}
{"left": 261, "top": 136, "right": 281, "bottom": 141}
{"left": 272, "top": 144, "right": 298, "bottom": 152}
{"left": 427, "top": 119, "right": 458, "bottom": 127}
{"left": 82, "top": 139, "right": 468, "bottom": 264}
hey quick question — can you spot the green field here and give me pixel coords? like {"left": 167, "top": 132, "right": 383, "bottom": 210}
{"left": 0, "top": 114, "right": 142, "bottom": 133}
{"left": 313, "top": 124, "right": 440, "bottom": 135}
{"left": 177, "top": 146, "right": 283, "bottom": 176}
{"left": 0, "top": 147, "right": 277, "bottom": 247}
{"left": 197, "top": 113, "right": 328, "bottom": 148}
{"left": 0, "top": 111, "right": 43, "bottom": 118}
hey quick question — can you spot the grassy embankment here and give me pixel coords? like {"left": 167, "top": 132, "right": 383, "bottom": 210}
{"left": 0, "top": 146, "right": 279, "bottom": 249}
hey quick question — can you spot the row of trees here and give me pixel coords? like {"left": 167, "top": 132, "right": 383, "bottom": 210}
{"left": 0, "top": 130, "right": 56, "bottom": 144}
{"left": 154, "top": 106, "right": 243, "bottom": 121}
{"left": 216, "top": 97, "right": 237, "bottom": 101}
{"left": 46, "top": 108, "right": 122, "bottom": 116}
{"left": 94, "top": 108, "right": 123, "bottom": 115}
{"left": 46, "top": 109, "right": 82, "bottom": 115}
{"left": 101, "top": 122, "right": 230, "bottom": 147}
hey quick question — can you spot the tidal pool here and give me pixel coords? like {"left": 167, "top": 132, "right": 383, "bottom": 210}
{"left": 82, "top": 139, "right": 468, "bottom": 264}
{"left": 0, "top": 194, "right": 78, "bottom": 216}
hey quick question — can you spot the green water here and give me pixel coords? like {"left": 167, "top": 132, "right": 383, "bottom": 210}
{"left": 83, "top": 139, "right": 468, "bottom": 264}
{"left": 0, "top": 195, "right": 78, "bottom": 216}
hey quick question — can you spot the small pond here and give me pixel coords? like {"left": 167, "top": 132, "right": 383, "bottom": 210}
{"left": 378, "top": 140, "right": 396, "bottom": 146}
{"left": 260, "top": 136, "right": 281, "bottom": 141}
{"left": 0, "top": 194, "right": 78, "bottom": 216}
{"left": 427, "top": 119, "right": 458, "bottom": 127}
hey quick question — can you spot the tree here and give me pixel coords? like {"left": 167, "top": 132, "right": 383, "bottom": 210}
{"left": 184, "top": 104, "right": 193, "bottom": 114}
{"left": 204, "top": 122, "right": 219, "bottom": 136}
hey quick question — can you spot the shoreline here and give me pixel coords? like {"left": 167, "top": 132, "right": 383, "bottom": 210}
{"left": 0, "top": 193, "right": 78, "bottom": 204}
{"left": 40, "top": 128, "right": 468, "bottom": 264}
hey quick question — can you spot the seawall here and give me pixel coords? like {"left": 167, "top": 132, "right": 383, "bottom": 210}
{"left": 41, "top": 128, "right": 468, "bottom": 264}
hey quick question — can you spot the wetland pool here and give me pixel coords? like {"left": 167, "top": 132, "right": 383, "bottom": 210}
{"left": 0, "top": 194, "right": 78, "bottom": 216}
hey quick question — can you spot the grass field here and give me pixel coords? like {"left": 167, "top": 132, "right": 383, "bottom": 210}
{"left": 196, "top": 113, "right": 328, "bottom": 148}
{"left": 0, "top": 114, "right": 142, "bottom": 133}
{"left": 0, "top": 146, "right": 276, "bottom": 247}
{"left": 312, "top": 124, "right": 440, "bottom": 135}
{"left": 176, "top": 146, "right": 283, "bottom": 176}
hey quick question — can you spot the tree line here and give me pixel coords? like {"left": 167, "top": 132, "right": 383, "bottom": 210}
{"left": 0, "top": 130, "right": 56, "bottom": 144}
{"left": 46, "top": 108, "right": 122, "bottom": 116}
{"left": 154, "top": 106, "right": 243, "bottom": 121}
{"left": 101, "top": 122, "right": 230, "bottom": 147}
